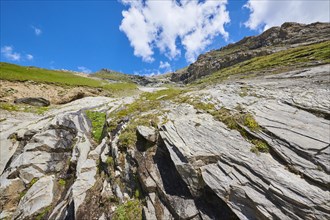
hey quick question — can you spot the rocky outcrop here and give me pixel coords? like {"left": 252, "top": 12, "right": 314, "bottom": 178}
{"left": 0, "top": 97, "right": 121, "bottom": 219}
{"left": 171, "top": 22, "right": 330, "bottom": 83}
{"left": 14, "top": 97, "right": 50, "bottom": 106}
{"left": 1, "top": 65, "right": 329, "bottom": 219}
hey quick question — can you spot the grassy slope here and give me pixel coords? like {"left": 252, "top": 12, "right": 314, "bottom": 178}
{"left": 194, "top": 40, "right": 330, "bottom": 85}
{"left": 92, "top": 70, "right": 133, "bottom": 83}
{"left": 0, "top": 62, "right": 137, "bottom": 94}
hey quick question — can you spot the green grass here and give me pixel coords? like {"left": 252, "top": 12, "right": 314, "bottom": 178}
{"left": 106, "top": 156, "right": 114, "bottom": 167}
{"left": 118, "top": 114, "right": 159, "bottom": 149}
{"left": 35, "top": 206, "right": 51, "bottom": 220}
{"left": 92, "top": 69, "right": 133, "bottom": 83}
{"left": 19, "top": 177, "right": 39, "bottom": 199}
{"left": 85, "top": 110, "right": 106, "bottom": 143}
{"left": 112, "top": 199, "right": 142, "bottom": 220}
{"left": 58, "top": 179, "right": 66, "bottom": 187}
{"left": 251, "top": 139, "right": 269, "bottom": 154}
{"left": 0, "top": 102, "right": 49, "bottom": 114}
{"left": 0, "top": 62, "right": 137, "bottom": 95}
{"left": 108, "top": 88, "right": 185, "bottom": 149}
{"left": 183, "top": 97, "right": 269, "bottom": 155}
{"left": 195, "top": 40, "right": 330, "bottom": 85}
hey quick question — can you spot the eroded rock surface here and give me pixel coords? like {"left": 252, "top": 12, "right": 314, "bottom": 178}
{"left": 0, "top": 65, "right": 329, "bottom": 219}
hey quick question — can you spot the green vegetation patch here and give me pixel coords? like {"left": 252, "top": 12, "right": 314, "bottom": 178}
{"left": 0, "top": 102, "right": 49, "bottom": 114}
{"left": 112, "top": 199, "right": 142, "bottom": 220}
{"left": 185, "top": 97, "right": 268, "bottom": 154}
{"left": 118, "top": 114, "right": 159, "bottom": 149}
{"left": 85, "top": 110, "right": 106, "bottom": 143}
{"left": 19, "top": 177, "right": 39, "bottom": 199}
{"left": 196, "top": 40, "right": 330, "bottom": 85}
{"left": 250, "top": 139, "right": 269, "bottom": 154}
{"left": 108, "top": 88, "right": 184, "bottom": 149}
{"left": 58, "top": 179, "right": 66, "bottom": 187}
{"left": 0, "top": 62, "right": 137, "bottom": 96}
{"left": 35, "top": 206, "right": 51, "bottom": 220}
{"left": 93, "top": 69, "right": 133, "bottom": 83}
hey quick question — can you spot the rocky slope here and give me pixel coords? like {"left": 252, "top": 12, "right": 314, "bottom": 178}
{"left": 171, "top": 22, "right": 330, "bottom": 83}
{"left": 0, "top": 23, "right": 329, "bottom": 220}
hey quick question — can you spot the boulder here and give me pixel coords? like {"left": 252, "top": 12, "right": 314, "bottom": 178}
{"left": 137, "top": 125, "right": 158, "bottom": 143}
{"left": 14, "top": 175, "right": 55, "bottom": 219}
{"left": 14, "top": 97, "right": 50, "bottom": 106}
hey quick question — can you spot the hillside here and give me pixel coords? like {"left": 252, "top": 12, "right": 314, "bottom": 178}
{"left": 0, "top": 22, "right": 329, "bottom": 220}
{"left": 0, "top": 62, "right": 139, "bottom": 107}
{"left": 171, "top": 22, "right": 330, "bottom": 83}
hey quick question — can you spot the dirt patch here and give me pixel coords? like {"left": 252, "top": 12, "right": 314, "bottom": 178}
{"left": 0, "top": 80, "right": 110, "bottom": 105}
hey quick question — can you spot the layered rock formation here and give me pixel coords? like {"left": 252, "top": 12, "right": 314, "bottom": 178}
{"left": 1, "top": 64, "right": 329, "bottom": 219}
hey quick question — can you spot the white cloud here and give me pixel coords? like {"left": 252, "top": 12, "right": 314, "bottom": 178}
{"left": 159, "top": 61, "right": 170, "bottom": 69}
{"left": 26, "top": 54, "right": 34, "bottom": 60}
{"left": 1, "top": 46, "right": 21, "bottom": 61}
{"left": 119, "top": 0, "right": 230, "bottom": 63}
{"left": 77, "top": 66, "right": 92, "bottom": 74}
{"left": 159, "top": 61, "right": 172, "bottom": 74}
{"left": 244, "top": 0, "right": 330, "bottom": 31}
{"left": 31, "top": 25, "right": 42, "bottom": 36}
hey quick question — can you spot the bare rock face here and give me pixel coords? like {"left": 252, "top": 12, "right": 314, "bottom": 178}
{"left": 133, "top": 64, "right": 330, "bottom": 219}
{"left": 14, "top": 175, "right": 55, "bottom": 219}
{"left": 137, "top": 125, "right": 158, "bottom": 143}
{"left": 0, "top": 97, "right": 115, "bottom": 219}
{"left": 14, "top": 97, "right": 50, "bottom": 106}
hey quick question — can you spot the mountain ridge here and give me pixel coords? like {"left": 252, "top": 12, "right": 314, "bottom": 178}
{"left": 171, "top": 22, "right": 330, "bottom": 83}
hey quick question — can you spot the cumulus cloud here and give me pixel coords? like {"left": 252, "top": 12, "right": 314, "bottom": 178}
{"left": 159, "top": 61, "right": 170, "bottom": 69}
{"left": 159, "top": 61, "right": 172, "bottom": 73}
{"left": 119, "top": 0, "right": 230, "bottom": 63}
{"left": 244, "top": 0, "right": 330, "bottom": 31}
{"left": 31, "top": 25, "right": 42, "bottom": 36}
{"left": 1, "top": 46, "right": 21, "bottom": 61}
{"left": 133, "top": 61, "right": 172, "bottom": 76}
{"left": 78, "top": 66, "right": 92, "bottom": 74}
{"left": 26, "top": 54, "right": 34, "bottom": 60}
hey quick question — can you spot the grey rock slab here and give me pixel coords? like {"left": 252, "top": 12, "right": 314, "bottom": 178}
{"left": 71, "top": 158, "right": 97, "bottom": 214}
{"left": 0, "top": 110, "right": 45, "bottom": 174}
{"left": 202, "top": 154, "right": 330, "bottom": 220}
{"left": 159, "top": 104, "right": 250, "bottom": 195}
{"left": 247, "top": 100, "right": 330, "bottom": 186}
{"left": 14, "top": 97, "right": 50, "bottom": 107}
{"left": 249, "top": 100, "right": 330, "bottom": 149}
{"left": 14, "top": 175, "right": 55, "bottom": 219}
{"left": 137, "top": 125, "right": 158, "bottom": 143}
{"left": 159, "top": 104, "right": 329, "bottom": 219}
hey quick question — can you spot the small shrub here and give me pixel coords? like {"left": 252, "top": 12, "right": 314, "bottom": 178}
{"left": 118, "top": 114, "right": 159, "bottom": 150}
{"left": 35, "top": 206, "right": 51, "bottom": 220}
{"left": 29, "top": 178, "right": 38, "bottom": 187}
{"left": 112, "top": 199, "right": 142, "bottom": 220}
{"left": 134, "top": 189, "right": 140, "bottom": 199}
{"left": 85, "top": 110, "right": 106, "bottom": 143}
{"left": 251, "top": 139, "right": 269, "bottom": 153}
{"left": 58, "top": 179, "right": 66, "bottom": 186}
{"left": 243, "top": 113, "right": 260, "bottom": 131}
{"left": 106, "top": 156, "right": 114, "bottom": 167}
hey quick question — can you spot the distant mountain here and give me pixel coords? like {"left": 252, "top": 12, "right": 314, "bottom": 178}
{"left": 171, "top": 22, "right": 330, "bottom": 83}
{"left": 92, "top": 68, "right": 170, "bottom": 86}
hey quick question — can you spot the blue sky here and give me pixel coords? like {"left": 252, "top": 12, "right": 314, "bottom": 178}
{"left": 1, "top": 0, "right": 329, "bottom": 75}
